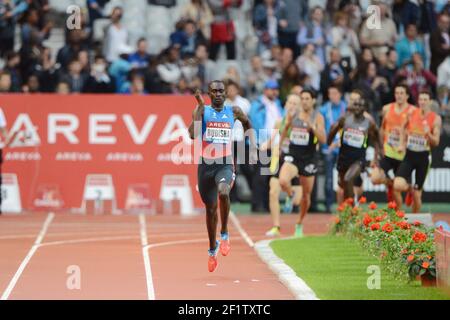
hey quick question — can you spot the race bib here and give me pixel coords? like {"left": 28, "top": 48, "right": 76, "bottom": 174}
{"left": 387, "top": 130, "right": 401, "bottom": 147}
{"left": 343, "top": 128, "right": 365, "bottom": 148}
{"left": 290, "top": 128, "right": 309, "bottom": 146}
{"left": 205, "top": 122, "right": 231, "bottom": 144}
{"left": 407, "top": 134, "right": 428, "bottom": 152}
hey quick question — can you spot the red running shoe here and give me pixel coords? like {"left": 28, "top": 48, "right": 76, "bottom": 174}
{"left": 220, "top": 239, "right": 230, "bottom": 256}
{"left": 208, "top": 240, "right": 220, "bottom": 272}
{"left": 387, "top": 184, "right": 394, "bottom": 202}
{"left": 405, "top": 189, "right": 413, "bottom": 207}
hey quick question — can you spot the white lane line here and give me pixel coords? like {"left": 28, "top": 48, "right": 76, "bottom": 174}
{"left": 1, "top": 213, "right": 55, "bottom": 300}
{"left": 230, "top": 211, "right": 254, "bottom": 248}
{"left": 139, "top": 214, "right": 155, "bottom": 300}
{"left": 40, "top": 235, "right": 140, "bottom": 247}
{"left": 254, "top": 240, "right": 319, "bottom": 300}
{"left": 144, "top": 238, "right": 205, "bottom": 250}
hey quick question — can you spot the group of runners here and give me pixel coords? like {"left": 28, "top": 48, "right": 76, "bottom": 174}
{"left": 188, "top": 80, "right": 442, "bottom": 273}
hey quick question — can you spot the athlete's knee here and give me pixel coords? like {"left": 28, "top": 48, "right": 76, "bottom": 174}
{"left": 393, "top": 177, "right": 408, "bottom": 192}
{"left": 218, "top": 184, "right": 230, "bottom": 200}
{"left": 206, "top": 204, "right": 217, "bottom": 215}
{"left": 279, "top": 177, "right": 290, "bottom": 190}
{"left": 371, "top": 167, "right": 384, "bottom": 184}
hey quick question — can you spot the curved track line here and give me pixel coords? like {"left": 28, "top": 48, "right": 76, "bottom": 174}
{"left": 230, "top": 211, "right": 254, "bottom": 247}
{"left": 1, "top": 213, "right": 55, "bottom": 300}
{"left": 139, "top": 214, "right": 155, "bottom": 300}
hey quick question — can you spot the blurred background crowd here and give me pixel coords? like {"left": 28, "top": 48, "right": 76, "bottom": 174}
{"left": 0, "top": 0, "right": 449, "bottom": 211}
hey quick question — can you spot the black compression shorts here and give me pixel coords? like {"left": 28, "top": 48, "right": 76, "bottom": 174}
{"left": 198, "top": 158, "right": 235, "bottom": 205}
{"left": 396, "top": 150, "right": 430, "bottom": 190}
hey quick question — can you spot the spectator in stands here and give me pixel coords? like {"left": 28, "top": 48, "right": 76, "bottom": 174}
{"left": 297, "top": 6, "right": 329, "bottom": 66}
{"left": 208, "top": 0, "right": 242, "bottom": 60}
{"left": 156, "top": 45, "right": 182, "bottom": 93}
{"left": 222, "top": 65, "right": 242, "bottom": 86}
{"left": 296, "top": 43, "right": 324, "bottom": 92}
{"left": 377, "top": 47, "right": 399, "bottom": 87}
{"left": 320, "top": 47, "right": 350, "bottom": 100}
{"left": 330, "top": 10, "right": 360, "bottom": 69}
{"left": 353, "top": 61, "right": 390, "bottom": 118}
{"left": 86, "top": 0, "right": 110, "bottom": 33}
{"left": 395, "top": 23, "right": 426, "bottom": 68}
{"left": 22, "top": 73, "right": 40, "bottom": 93}
{"left": 429, "top": 13, "right": 450, "bottom": 75}
{"left": 194, "top": 44, "right": 215, "bottom": 91}
{"left": 173, "top": 76, "right": 191, "bottom": 95}
{"left": 84, "top": 54, "right": 116, "bottom": 93}
{"left": 278, "top": 47, "right": 293, "bottom": 71}
{"left": 20, "top": 7, "right": 52, "bottom": 51}
{"left": 253, "top": 0, "right": 281, "bottom": 53}
{"left": 0, "top": 71, "right": 12, "bottom": 93}
{"left": 360, "top": 1, "right": 397, "bottom": 61}
{"left": 249, "top": 79, "right": 284, "bottom": 212}
{"left": 109, "top": 52, "right": 132, "bottom": 93}
{"left": 144, "top": 56, "right": 165, "bottom": 93}
{"left": 437, "top": 55, "right": 450, "bottom": 111}
{"left": 56, "top": 80, "right": 70, "bottom": 95}
{"left": 3, "top": 51, "right": 21, "bottom": 92}
{"left": 396, "top": 53, "right": 437, "bottom": 103}
{"left": 103, "top": 6, "right": 131, "bottom": 62}
{"left": 279, "top": 62, "right": 302, "bottom": 103}
{"left": 246, "top": 55, "right": 268, "bottom": 99}
{"left": 34, "top": 46, "right": 59, "bottom": 92}
{"left": 57, "top": 29, "right": 89, "bottom": 72}
{"left": 20, "top": 7, "right": 52, "bottom": 80}
{"left": 78, "top": 49, "right": 91, "bottom": 77}
{"left": 319, "top": 85, "right": 346, "bottom": 213}
{"left": 0, "top": 0, "right": 28, "bottom": 57}
{"left": 276, "top": 0, "right": 302, "bottom": 58}
{"left": 127, "top": 73, "right": 147, "bottom": 95}
{"left": 128, "top": 38, "right": 152, "bottom": 74}
{"left": 181, "top": 0, "right": 214, "bottom": 40}
{"left": 60, "top": 59, "right": 88, "bottom": 93}
{"left": 180, "top": 19, "right": 207, "bottom": 58}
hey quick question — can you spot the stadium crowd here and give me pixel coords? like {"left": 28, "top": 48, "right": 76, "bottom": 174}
{"left": 0, "top": 0, "right": 449, "bottom": 211}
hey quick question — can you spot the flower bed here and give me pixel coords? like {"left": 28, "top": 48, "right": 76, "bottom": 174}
{"left": 331, "top": 198, "right": 443, "bottom": 283}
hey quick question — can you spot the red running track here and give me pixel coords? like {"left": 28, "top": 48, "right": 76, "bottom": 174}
{"left": 0, "top": 212, "right": 332, "bottom": 300}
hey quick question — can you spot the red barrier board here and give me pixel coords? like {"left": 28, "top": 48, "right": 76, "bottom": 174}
{"left": 1, "top": 94, "right": 203, "bottom": 212}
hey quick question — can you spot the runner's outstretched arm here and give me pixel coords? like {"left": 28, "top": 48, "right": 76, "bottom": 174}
{"left": 327, "top": 117, "right": 345, "bottom": 146}
{"left": 189, "top": 90, "right": 205, "bottom": 140}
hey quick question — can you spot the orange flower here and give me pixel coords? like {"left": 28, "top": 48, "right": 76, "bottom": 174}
{"left": 407, "top": 255, "right": 415, "bottom": 262}
{"left": 412, "top": 231, "right": 427, "bottom": 243}
{"left": 375, "top": 216, "right": 384, "bottom": 222}
{"left": 422, "top": 262, "right": 430, "bottom": 269}
{"left": 352, "top": 207, "right": 360, "bottom": 215}
{"left": 413, "top": 221, "right": 422, "bottom": 226}
{"left": 396, "top": 210, "right": 405, "bottom": 218}
{"left": 369, "top": 202, "right": 377, "bottom": 210}
{"left": 337, "top": 204, "right": 346, "bottom": 212}
{"left": 371, "top": 223, "right": 380, "bottom": 231}
{"left": 359, "top": 196, "right": 367, "bottom": 204}
{"left": 363, "top": 214, "right": 373, "bottom": 227}
{"left": 346, "top": 198, "right": 354, "bottom": 206}
{"left": 388, "top": 201, "right": 397, "bottom": 209}
{"left": 397, "top": 221, "right": 410, "bottom": 230}
{"left": 382, "top": 223, "right": 393, "bottom": 233}
{"left": 335, "top": 217, "right": 340, "bottom": 224}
